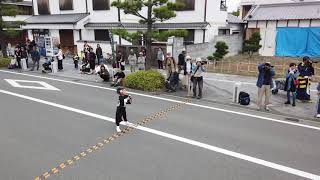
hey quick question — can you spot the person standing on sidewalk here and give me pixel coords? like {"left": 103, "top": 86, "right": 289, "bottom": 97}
{"left": 128, "top": 49, "right": 137, "bottom": 73}
{"left": 297, "top": 56, "right": 314, "bottom": 102}
{"left": 183, "top": 55, "right": 193, "bottom": 94}
{"left": 256, "top": 62, "right": 275, "bottom": 111}
{"left": 178, "top": 48, "right": 186, "bottom": 73}
{"left": 14, "top": 46, "right": 21, "bottom": 69}
{"left": 316, "top": 82, "right": 320, "bottom": 118}
{"left": 30, "top": 46, "right": 40, "bottom": 71}
{"left": 137, "top": 52, "right": 146, "bottom": 70}
{"left": 55, "top": 46, "right": 64, "bottom": 71}
{"left": 156, "top": 47, "right": 164, "bottom": 69}
{"left": 21, "top": 46, "right": 28, "bottom": 68}
{"left": 192, "top": 58, "right": 205, "bottom": 99}
{"left": 89, "top": 48, "right": 96, "bottom": 74}
{"left": 284, "top": 63, "right": 299, "bottom": 107}
{"left": 96, "top": 44, "right": 103, "bottom": 65}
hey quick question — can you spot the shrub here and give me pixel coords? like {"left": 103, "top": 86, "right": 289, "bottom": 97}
{"left": 213, "top": 41, "right": 229, "bottom": 61}
{"left": 243, "top": 32, "right": 262, "bottom": 57}
{"left": 0, "top": 57, "right": 10, "bottom": 68}
{"left": 124, "top": 70, "right": 165, "bottom": 91}
{"left": 207, "top": 55, "right": 214, "bottom": 61}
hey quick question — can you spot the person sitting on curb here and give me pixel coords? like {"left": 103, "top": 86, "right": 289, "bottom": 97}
{"left": 284, "top": 63, "right": 299, "bottom": 107}
{"left": 256, "top": 62, "right": 275, "bottom": 111}
{"left": 111, "top": 69, "right": 125, "bottom": 87}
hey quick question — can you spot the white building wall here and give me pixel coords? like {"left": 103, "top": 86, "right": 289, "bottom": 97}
{"left": 277, "top": 20, "right": 287, "bottom": 27}
{"left": 28, "top": 30, "right": 33, "bottom": 41}
{"left": 50, "top": 30, "right": 60, "bottom": 43}
{"left": 194, "top": 30, "right": 204, "bottom": 44}
{"left": 300, "top": 20, "right": 310, "bottom": 27}
{"left": 311, "top": 20, "right": 320, "bottom": 26}
{"left": 288, "top": 20, "right": 299, "bottom": 27}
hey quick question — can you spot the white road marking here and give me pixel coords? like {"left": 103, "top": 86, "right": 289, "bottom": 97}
{"left": 0, "top": 89, "right": 319, "bottom": 180}
{"left": 0, "top": 70, "right": 319, "bottom": 131}
{"left": 4, "top": 79, "right": 60, "bottom": 91}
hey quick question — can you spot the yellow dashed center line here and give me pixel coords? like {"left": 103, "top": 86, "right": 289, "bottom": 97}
{"left": 35, "top": 99, "right": 191, "bottom": 180}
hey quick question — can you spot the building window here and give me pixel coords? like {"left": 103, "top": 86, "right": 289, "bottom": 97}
{"left": 176, "top": 0, "right": 195, "bottom": 11}
{"left": 184, "top": 29, "right": 195, "bottom": 45}
{"left": 92, "top": 0, "right": 110, "bottom": 10}
{"left": 218, "top": 29, "right": 230, "bottom": 35}
{"left": 60, "top": 0, "right": 73, "bottom": 10}
{"left": 220, "top": 0, "right": 227, "bottom": 11}
{"left": 94, "top": 30, "right": 110, "bottom": 41}
{"left": 37, "top": 0, "right": 50, "bottom": 15}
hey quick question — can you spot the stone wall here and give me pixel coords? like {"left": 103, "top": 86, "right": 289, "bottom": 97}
{"left": 183, "top": 34, "right": 243, "bottom": 59}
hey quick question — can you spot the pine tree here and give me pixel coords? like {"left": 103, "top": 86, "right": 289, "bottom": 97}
{"left": 213, "top": 41, "right": 229, "bottom": 61}
{"left": 111, "top": 0, "right": 187, "bottom": 69}
{"left": 243, "top": 32, "right": 262, "bottom": 57}
{"left": 0, "top": 0, "right": 25, "bottom": 57}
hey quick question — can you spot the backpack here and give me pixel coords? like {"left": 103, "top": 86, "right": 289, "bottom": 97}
{"left": 239, "top": 91, "right": 250, "bottom": 106}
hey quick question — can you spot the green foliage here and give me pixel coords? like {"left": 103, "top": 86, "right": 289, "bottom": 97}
{"left": 0, "top": 57, "right": 10, "bottom": 68}
{"left": 207, "top": 56, "right": 214, "bottom": 61}
{"left": 213, "top": 41, "right": 229, "bottom": 61}
{"left": 124, "top": 70, "right": 165, "bottom": 91}
{"left": 152, "top": 29, "right": 188, "bottom": 41}
{"left": 232, "top": 8, "right": 240, "bottom": 17}
{"left": 243, "top": 32, "right": 262, "bottom": 57}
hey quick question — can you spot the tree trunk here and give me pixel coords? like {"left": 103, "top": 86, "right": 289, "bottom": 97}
{"left": 0, "top": 30, "right": 8, "bottom": 57}
{"left": 145, "top": 0, "right": 153, "bottom": 70}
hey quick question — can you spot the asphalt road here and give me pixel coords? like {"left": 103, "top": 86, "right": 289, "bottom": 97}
{"left": 0, "top": 70, "right": 320, "bottom": 180}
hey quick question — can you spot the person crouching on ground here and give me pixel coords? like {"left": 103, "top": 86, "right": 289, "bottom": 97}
{"left": 192, "top": 58, "right": 205, "bottom": 99}
{"left": 284, "top": 63, "right": 299, "bottom": 107}
{"left": 97, "top": 64, "right": 110, "bottom": 81}
{"left": 115, "top": 87, "right": 132, "bottom": 132}
{"left": 111, "top": 69, "right": 125, "bottom": 87}
{"left": 256, "top": 62, "right": 275, "bottom": 111}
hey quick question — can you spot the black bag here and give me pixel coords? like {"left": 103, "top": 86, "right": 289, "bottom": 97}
{"left": 239, "top": 91, "right": 250, "bottom": 106}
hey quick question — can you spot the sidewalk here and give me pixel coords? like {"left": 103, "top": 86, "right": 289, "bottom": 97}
{"left": 11, "top": 58, "right": 320, "bottom": 121}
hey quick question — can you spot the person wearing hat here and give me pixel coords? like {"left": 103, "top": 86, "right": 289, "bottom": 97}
{"left": 183, "top": 55, "right": 194, "bottom": 93}
{"left": 297, "top": 56, "right": 314, "bottom": 102}
{"left": 192, "top": 58, "right": 205, "bottom": 99}
{"left": 115, "top": 87, "right": 132, "bottom": 132}
{"left": 137, "top": 52, "right": 146, "bottom": 70}
{"left": 256, "top": 62, "right": 275, "bottom": 111}
{"left": 156, "top": 47, "right": 165, "bottom": 69}
{"left": 178, "top": 48, "right": 186, "bottom": 73}
{"left": 128, "top": 49, "right": 137, "bottom": 73}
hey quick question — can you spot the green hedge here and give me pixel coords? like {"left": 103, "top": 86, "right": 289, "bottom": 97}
{"left": 124, "top": 70, "right": 165, "bottom": 91}
{"left": 0, "top": 57, "right": 10, "bottom": 68}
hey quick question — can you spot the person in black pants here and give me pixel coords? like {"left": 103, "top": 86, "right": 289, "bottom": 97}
{"left": 89, "top": 48, "right": 96, "bottom": 74}
{"left": 115, "top": 87, "right": 132, "bottom": 132}
{"left": 21, "top": 47, "right": 28, "bottom": 68}
{"left": 15, "top": 47, "right": 21, "bottom": 69}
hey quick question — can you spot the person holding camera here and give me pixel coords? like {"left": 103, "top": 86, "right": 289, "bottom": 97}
{"left": 115, "top": 87, "right": 132, "bottom": 132}
{"left": 192, "top": 58, "right": 205, "bottom": 99}
{"left": 256, "top": 62, "right": 275, "bottom": 111}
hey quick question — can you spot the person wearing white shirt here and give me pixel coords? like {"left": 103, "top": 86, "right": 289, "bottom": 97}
{"left": 55, "top": 46, "right": 64, "bottom": 71}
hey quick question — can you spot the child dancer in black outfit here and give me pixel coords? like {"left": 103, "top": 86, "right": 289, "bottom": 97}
{"left": 116, "top": 87, "right": 132, "bottom": 132}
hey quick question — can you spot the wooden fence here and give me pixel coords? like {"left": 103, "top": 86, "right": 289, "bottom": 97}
{"left": 206, "top": 59, "right": 320, "bottom": 80}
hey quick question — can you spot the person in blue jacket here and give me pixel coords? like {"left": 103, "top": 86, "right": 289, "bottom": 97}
{"left": 284, "top": 63, "right": 299, "bottom": 107}
{"left": 256, "top": 62, "right": 275, "bottom": 111}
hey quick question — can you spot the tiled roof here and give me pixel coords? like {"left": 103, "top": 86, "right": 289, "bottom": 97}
{"left": 227, "top": 14, "right": 244, "bottom": 23}
{"left": 25, "top": 13, "right": 89, "bottom": 24}
{"left": 2, "top": 1, "right": 33, "bottom": 7}
{"left": 85, "top": 22, "right": 209, "bottom": 29}
{"left": 246, "top": 1, "right": 320, "bottom": 21}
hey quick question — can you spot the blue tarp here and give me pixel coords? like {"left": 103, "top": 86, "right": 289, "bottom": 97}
{"left": 276, "top": 27, "right": 320, "bottom": 58}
